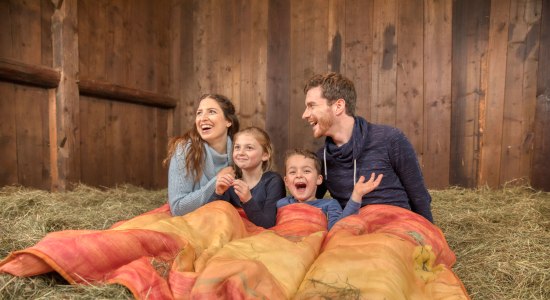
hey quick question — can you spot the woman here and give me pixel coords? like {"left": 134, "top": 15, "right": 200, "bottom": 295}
{"left": 165, "top": 94, "right": 240, "bottom": 216}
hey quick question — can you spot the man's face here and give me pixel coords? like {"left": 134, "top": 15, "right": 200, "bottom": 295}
{"left": 302, "top": 86, "right": 335, "bottom": 138}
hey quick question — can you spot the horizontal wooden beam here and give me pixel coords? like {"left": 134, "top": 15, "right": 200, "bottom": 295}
{"left": 78, "top": 79, "right": 178, "bottom": 108}
{"left": 0, "top": 57, "right": 60, "bottom": 88}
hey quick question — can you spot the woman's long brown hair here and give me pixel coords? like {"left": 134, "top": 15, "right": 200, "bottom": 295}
{"left": 163, "top": 94, "right": 239, "bottom": 183}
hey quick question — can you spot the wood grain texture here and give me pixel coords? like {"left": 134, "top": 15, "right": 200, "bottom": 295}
{"left": 531, "top": 0, "right": 550, "bottom": 190}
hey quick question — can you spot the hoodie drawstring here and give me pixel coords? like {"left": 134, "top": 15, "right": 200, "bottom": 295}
{"left": 324, "top": 147, "right": 357, "bottom": 185}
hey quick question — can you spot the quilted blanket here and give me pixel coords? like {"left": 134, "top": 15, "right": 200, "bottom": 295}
{"left": 0, "top": 201, "right": 469, "bottom": 299}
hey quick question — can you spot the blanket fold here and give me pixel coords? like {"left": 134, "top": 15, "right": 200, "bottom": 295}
{"left": 0, "top": 201, "right": 470, "bottom": 300}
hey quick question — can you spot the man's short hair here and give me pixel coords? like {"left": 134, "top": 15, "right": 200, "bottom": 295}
{"left": 303, "top": 72, "right": 356, "bottom": 116}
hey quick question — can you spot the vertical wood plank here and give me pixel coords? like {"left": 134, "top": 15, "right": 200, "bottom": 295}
{"left": 423, "top": 0, "right": 452, "bottom": 188}
{"left": 328, "top": 0, "right": 345, "bottom": 73}
{"left": 0, "top": 1, "right": 14, "bottom": 58}
{"left": 344, "top": 0, "right": 373, "bottom": 119}
{"left": 519, "top": 0, "right": 542, "bottom": 181}
{"left": 450, "top": 0, "right": 490, "bottom": 187}
{"left": 239, "top": 0, "right": 255, "bottom": 128}
{"left": 289, "top": 0, "right": 328, "bottom": 153}
{"left": 371, "top": 0, "right": 397, "bottom": 126}
{"left": 8, "top": 0, "right": 42, "bottom": 64}
{"left": 478, "top": 0, "right": 510, "bottom": 187}
{"left": 79, "top": 97, "right": 107, "bottom": 187}
{"left": 266, "top": 0, "right": 291, "bottom": 173}
{"left": 15, "top": 86, "right": 50, "bottom": 189}
{"left": 500, "top": 0, "right": 542, "bottom": 185}
{"left": 51, "top": 0, "right": 80, "bottom": 190}
{"left": 176, "top": 0, "right": 195, "bottom": 134}
{"left": 0, "top": 83, "right": 18, "bottom": 186}
{"left": 252, "top": 0, "right": 268, "bottom": 127}
{"left": 40, "top": 0, "right": 54, "bottom": 66}
{"left": 154, "top": 108, "right": 169, "bottom": 188}
{"left": 532, "top": 0, "right": 550, "bottom": 191}
{"left": 396, "top": 0, "right": 424, "bottom": 163}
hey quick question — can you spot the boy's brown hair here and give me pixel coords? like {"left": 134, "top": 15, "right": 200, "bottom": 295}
{"left": 284, "top": 148, "right": 321, "bottom": 174}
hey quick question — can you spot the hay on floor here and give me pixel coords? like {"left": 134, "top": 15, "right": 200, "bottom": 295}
{"left": 0, "top": 184, "right": 549, "bottom": 299}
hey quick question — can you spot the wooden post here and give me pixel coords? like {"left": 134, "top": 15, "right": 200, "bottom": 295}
{"left": 51, "top": 0, "right": 80, "bottom": 191}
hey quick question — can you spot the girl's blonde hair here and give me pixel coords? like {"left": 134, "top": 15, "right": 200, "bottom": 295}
{"left": 233, "top": 126, "right": 274, "bottom": 178}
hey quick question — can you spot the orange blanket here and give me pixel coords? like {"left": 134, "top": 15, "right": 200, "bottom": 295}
{"left": 0, "top": 201, "right": 469, "bottom": 299}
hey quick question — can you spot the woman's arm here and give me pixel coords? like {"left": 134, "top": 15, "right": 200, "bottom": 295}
{"left": 168, "top": 145, "right": 217, "bottom": 216}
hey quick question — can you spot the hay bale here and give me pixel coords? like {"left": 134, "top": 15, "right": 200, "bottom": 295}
{"left": 0, "top": 184, "right": 166, "bottom": 299}
{"left": 432, "top": 186, "right": 550, "bottom": 299}
{"left": 1, "top": 184, "right": 549, "bottom": 299}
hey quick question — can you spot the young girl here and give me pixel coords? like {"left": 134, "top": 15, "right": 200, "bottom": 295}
{"left": 165, "top": 94, "right": 239, "bottom": 216}
{"left": 209, "top": 127, "right": 286, "bottom": 228}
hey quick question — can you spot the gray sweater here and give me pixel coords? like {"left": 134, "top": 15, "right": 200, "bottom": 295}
{"left": 168, "top": 139, "right": 233, "bottom": 216}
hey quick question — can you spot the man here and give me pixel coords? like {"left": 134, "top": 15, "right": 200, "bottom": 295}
{"left": 302, "top": 72, "right": 433, "bottom": 222}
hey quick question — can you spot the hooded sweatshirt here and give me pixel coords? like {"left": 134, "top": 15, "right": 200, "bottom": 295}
{"left": 315, "top": 116, "right": 433, "bottom": 223}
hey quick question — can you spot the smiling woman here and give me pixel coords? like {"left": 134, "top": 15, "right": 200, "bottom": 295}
{"left": 164, "top": 94, "right": 240, "bottom": 216}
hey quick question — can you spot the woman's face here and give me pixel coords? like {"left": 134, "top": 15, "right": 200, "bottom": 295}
{"left": 233, "top": 133, "right": 268, "bottom": 172}
{"left": 195, "top": 97, "right": 231, "bottom": 144}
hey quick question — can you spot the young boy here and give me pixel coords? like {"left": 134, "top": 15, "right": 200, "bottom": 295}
{"left": 277, "top": 149, "right": 383, "bottom": 229}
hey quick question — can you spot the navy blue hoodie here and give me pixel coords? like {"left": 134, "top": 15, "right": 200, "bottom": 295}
{"left": 315, "top": 116, "right": 433, "bottom": 223}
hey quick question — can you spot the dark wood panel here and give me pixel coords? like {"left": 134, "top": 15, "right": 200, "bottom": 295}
{"left": 0, "top": 1, "right": 12, "bottom": 59}
{"left": 531, "top": 0, "right": 550, "bottom": 191}
{"left": 40, "top": 0, "right": 54, "bottom": 66}
{"left": 80, "top": 96, "right": 108, "bottom": 187}
{"left": 450, "top": 0, "right": 490, "bottom": 187}
{"left": 175, "top": 0, "right": 195, "bottom": 134}
{"left": 15, "top": 85, "right": 50, "bottom": 189}
{"left": 423, "top": 0, "right": 452, "bottom": 188}
{"left": 2, "top": 0, "right": 42, "bottom": 64}
{"left": 478, "top": 0, "right": 510, "bottom": 187}
{"left": 396, "top": 0, "right": 424, "bottom": 164}
{"left": 0, "top": 83, "right": 18, "bottom": 186}
{"left": 289, "top": 0, "right": 328, "bottom": 154}
{"left": 266, "top": 0, "right": 290, "bottom": 173}
{"left": 500, "top": 0, "right": 542, "bottom": 185}
{"left": 154, "top": 109, "right": 169, "bottom": 188}
{"left": 344, "top": 0, "right": 374, "bottom": 120}
{"left": 371, "top": 0, "right": 397, "bottom": 126}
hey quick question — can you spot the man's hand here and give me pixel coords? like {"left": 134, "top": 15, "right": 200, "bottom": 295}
{"left": 350, "top": 173, "right": 383, "bottom": 203}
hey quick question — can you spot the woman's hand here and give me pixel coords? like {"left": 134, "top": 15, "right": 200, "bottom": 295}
{"left": 232, "top": 179, "right": 252, "bottom": 203}
{"left": 215, "top": 172, "right": 235, "bottom": 195}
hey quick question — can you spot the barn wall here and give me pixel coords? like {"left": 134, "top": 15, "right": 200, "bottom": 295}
{"left": 0, "top": 0, "right": 175, "bottom": 190}
{"left": 1, "top": 0, "right": 549, "bottom": 191}
{"left": 179, "top": 0, "right": 549, "bottom": 191}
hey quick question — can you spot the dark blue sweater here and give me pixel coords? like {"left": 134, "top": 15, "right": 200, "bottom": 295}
{"left": 208, "top": 171, "right": 286, "bottom": 228}
{"left": 315, "top": 117, "right": 433, "bottom": 223}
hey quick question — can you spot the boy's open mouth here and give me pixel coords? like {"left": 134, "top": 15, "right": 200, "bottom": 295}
{"left": 295, "top": 182, "right": 307, "bottom": 191}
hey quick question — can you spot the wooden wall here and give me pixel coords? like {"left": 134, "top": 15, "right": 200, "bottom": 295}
{"left": 0, "top": 0, "right": 176, "bottom": 190}
{"left": 178, "top": 0, "right": 549, "bottom": 191}
{"left": 1, "top": 0, "right": 549, "bottom": 191}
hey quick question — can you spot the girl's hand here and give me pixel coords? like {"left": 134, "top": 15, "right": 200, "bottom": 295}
{"left": 215, "top": 173, "right": 235, "bottom": 195}
{"left": 232, "top": 179, "right": 252, "bottom": 203}
{"left": 218, "top": 166, "right": 235, "bottom": 177}
{"left": 350, "top": 173, "right": 383, "bottom": 203}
